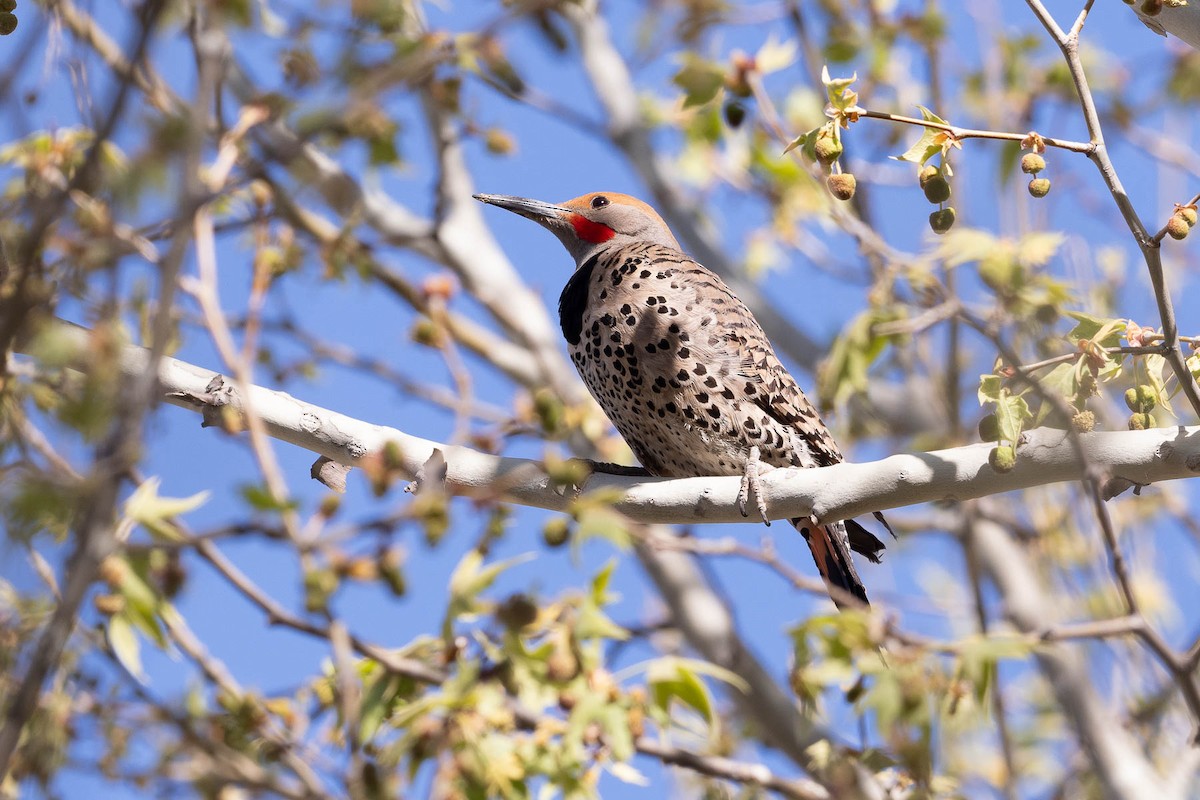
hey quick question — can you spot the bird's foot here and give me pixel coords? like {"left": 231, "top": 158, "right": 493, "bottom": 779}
{"left": 737, "top": 446, "right": 771, "bottom": 525}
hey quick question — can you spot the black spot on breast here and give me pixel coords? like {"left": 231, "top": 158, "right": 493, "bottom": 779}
{"left": 559, "top": 253, "right": 600, "bottom": 346}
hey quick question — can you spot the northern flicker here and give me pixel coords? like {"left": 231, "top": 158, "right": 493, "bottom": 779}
{"left": 475, "top": 191, "right": 890, "bottom": 607}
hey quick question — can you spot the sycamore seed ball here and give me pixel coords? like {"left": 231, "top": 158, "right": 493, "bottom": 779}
{"left": 918, "top": 165, "right": 939, "bottom": 189}
{"left": 1167, "top": 214, "right": 1190, "bottom": 240}
{"left": 1179, "top": 207, "right": 1198, "bottom": 227}
{"left": 0, "top": 0, "right": 14, "bottom": 13}
{"left": 1136, "top": 384, "right": 1157, "bottom": 412}
{"left": 1072, "top": 410, "right": 1096, "bottom": 433}
{"left": 929, "top": 207, "right": 956, "bottom": 234}
{"left": 1141, "top": 0, "right": 1163, "bottom": 15}
{"left": 0, "top": 12, "right": 15, "bottom": 34}
{"left": 93, "top": 594, "right": 125, "bottom": 616}
{"left": 977, "top": 413, "right": 999, "bottom": 442}
{"left": 542, "top": 518, "right": 570, "bottom": 547}
{"left": 923, "top": 175, "right": 951, "bottom": 204}
{"left": 1020, "top": 153, "right": 1045, "bottom": 174}
{"left": 1028, "top": 177, "right": 1051, "bottom": 198}
{"left": 1128, "top": 412, "right": 1154, "bottom": 430}
{"left": 496, "top": 593, "right": 538, "bottom": 629}
{"left": 723, "top": 101, "right": 746, "bottom": 128}
{"left": 827, "top": 172, "right": 856, "bottom": 201}
{"left": 1122, "top": 385, "right": 1157, "bottom": 413}
{"left": 814, "top": 136, "right": 843, "bottom": 165}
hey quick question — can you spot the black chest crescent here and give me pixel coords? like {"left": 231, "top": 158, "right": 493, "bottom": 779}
{"left": 558, "top": 253, "right": 600, "bottom": 346}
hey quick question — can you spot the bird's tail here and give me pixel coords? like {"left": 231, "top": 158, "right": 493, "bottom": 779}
{"left": 791, "top": 518, "right": 873, "bottom": 608}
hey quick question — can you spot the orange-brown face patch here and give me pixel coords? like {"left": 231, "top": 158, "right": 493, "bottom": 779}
{"left": 561, "top": 192, "right": 671, "bottom": 227}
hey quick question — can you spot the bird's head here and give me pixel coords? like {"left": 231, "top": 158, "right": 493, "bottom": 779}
{"left": 474, "top": 191, "right": 682, "bottom": 267}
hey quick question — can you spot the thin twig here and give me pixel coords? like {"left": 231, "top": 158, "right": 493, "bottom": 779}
{"left": 858, "top": 109, "right": 1093, "bottom": 154}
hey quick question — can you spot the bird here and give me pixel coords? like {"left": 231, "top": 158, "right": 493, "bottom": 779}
{"left": 475, "top": 190, "right": 891, "bottom": 607}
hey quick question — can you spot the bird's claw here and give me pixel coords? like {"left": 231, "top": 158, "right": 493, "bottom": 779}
{"left": 737, "top": 446, "right": 771, "bottom": 526}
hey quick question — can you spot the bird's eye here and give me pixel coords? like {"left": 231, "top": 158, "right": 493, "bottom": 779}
{"left": 591, "top": 195, "right": 610, "bottom": 209}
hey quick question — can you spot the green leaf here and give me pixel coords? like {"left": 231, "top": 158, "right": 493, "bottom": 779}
{"left": 1186, "top": 352, "right": 1200, "bottom": 382}
{"left": 672, "top": 55, "right": 725, "bottom": 108}
{"left": 994, "top": 391, "right": 1032, "bottom": 444}
{"left": 359, "top": 671, "right": 403, "bottom": 744}
{"left": 1065, "top": 312, "right": 1126, "bottom": 347}
{"left": 607, "top": 762, "right": 650, "bottom": 786}
{"left": 818, "top": 308, "right": 905, "bottom": 409}
{"left": 1036, "top": 361, "right": 1079, "bottom": 424}
{"left": 590, "top": 559, "right": 617, "bottom": 606}
{"left": 125, "top": 477, "right": 209, "bottom": 543}
{"left": 114, "top": 556, "right": 169, "bottom": 648}
{"left": 755, "top": 36, "right": 797, "bottom": 75}
{"left": 108, "top": 613, "right": 144, "bottom": 681}
{"left": 571, "top": 505, "right": 630, "bottom": 551}
{"left": 821, "top": 65, "right": 861, "bottom": 115}
{"left": 1144, "top": 353, "right": 1173, "bottom": 417}
{"left": 783, "top": 122, "right": 835, "bottom": 160}
{"left": 866, "top": 670, "right": 902, "bottom": 730}
{"left": 600, "top": 703, "right": 635, "bottom": 761}
{"left": 935, "top": 228, "right": 999, "bottom": 268}
{"left": 239, "top": 483, "right": 300, "bottom": 513}
{"left": 649, "top": 661, "right": 714, "bottom": 728}
{"left": 977, "top": 375, "right": 1003, "bottom": 405}
{"left": 957, "top": 635, "right": 1032, "bottom": 707}
{"left": 445, "top": 550, "right": 535, "bottom": 635}
{"left": 892, "top": 105, "right": 959, "bottom": 164}
{"left": 577, "top": 560, "right": 628, "bottom": 642}
{"left": 1014, "top": 231, "right": 1065, "bottom": 267}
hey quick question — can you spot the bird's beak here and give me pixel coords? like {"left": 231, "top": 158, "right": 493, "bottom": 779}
{"left": 473, "top": 193, "right": 569, "bottom": 224}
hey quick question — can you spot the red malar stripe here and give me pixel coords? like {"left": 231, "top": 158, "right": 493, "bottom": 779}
{"left": 569, "top": 213, "right": 616, "bottom": 243}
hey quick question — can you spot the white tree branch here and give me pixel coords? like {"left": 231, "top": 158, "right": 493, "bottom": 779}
{"left": 1130, "top": 2, "right": 1200, "bottom": 50}
{"left": 26, "top": 319, "right": 1200, "bottom": 529}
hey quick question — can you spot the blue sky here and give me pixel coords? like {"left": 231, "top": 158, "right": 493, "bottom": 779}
{"left": 3, "top": 1, "right": 1199, "bottom": 797}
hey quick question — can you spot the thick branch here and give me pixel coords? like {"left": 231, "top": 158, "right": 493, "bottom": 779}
{"left": 20, "top": 319, "right": 1200, "bottom": 528}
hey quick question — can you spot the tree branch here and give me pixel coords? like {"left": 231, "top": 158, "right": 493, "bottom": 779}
{"left": 18, "top": 318, "right": 1200, "bottom": 529}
